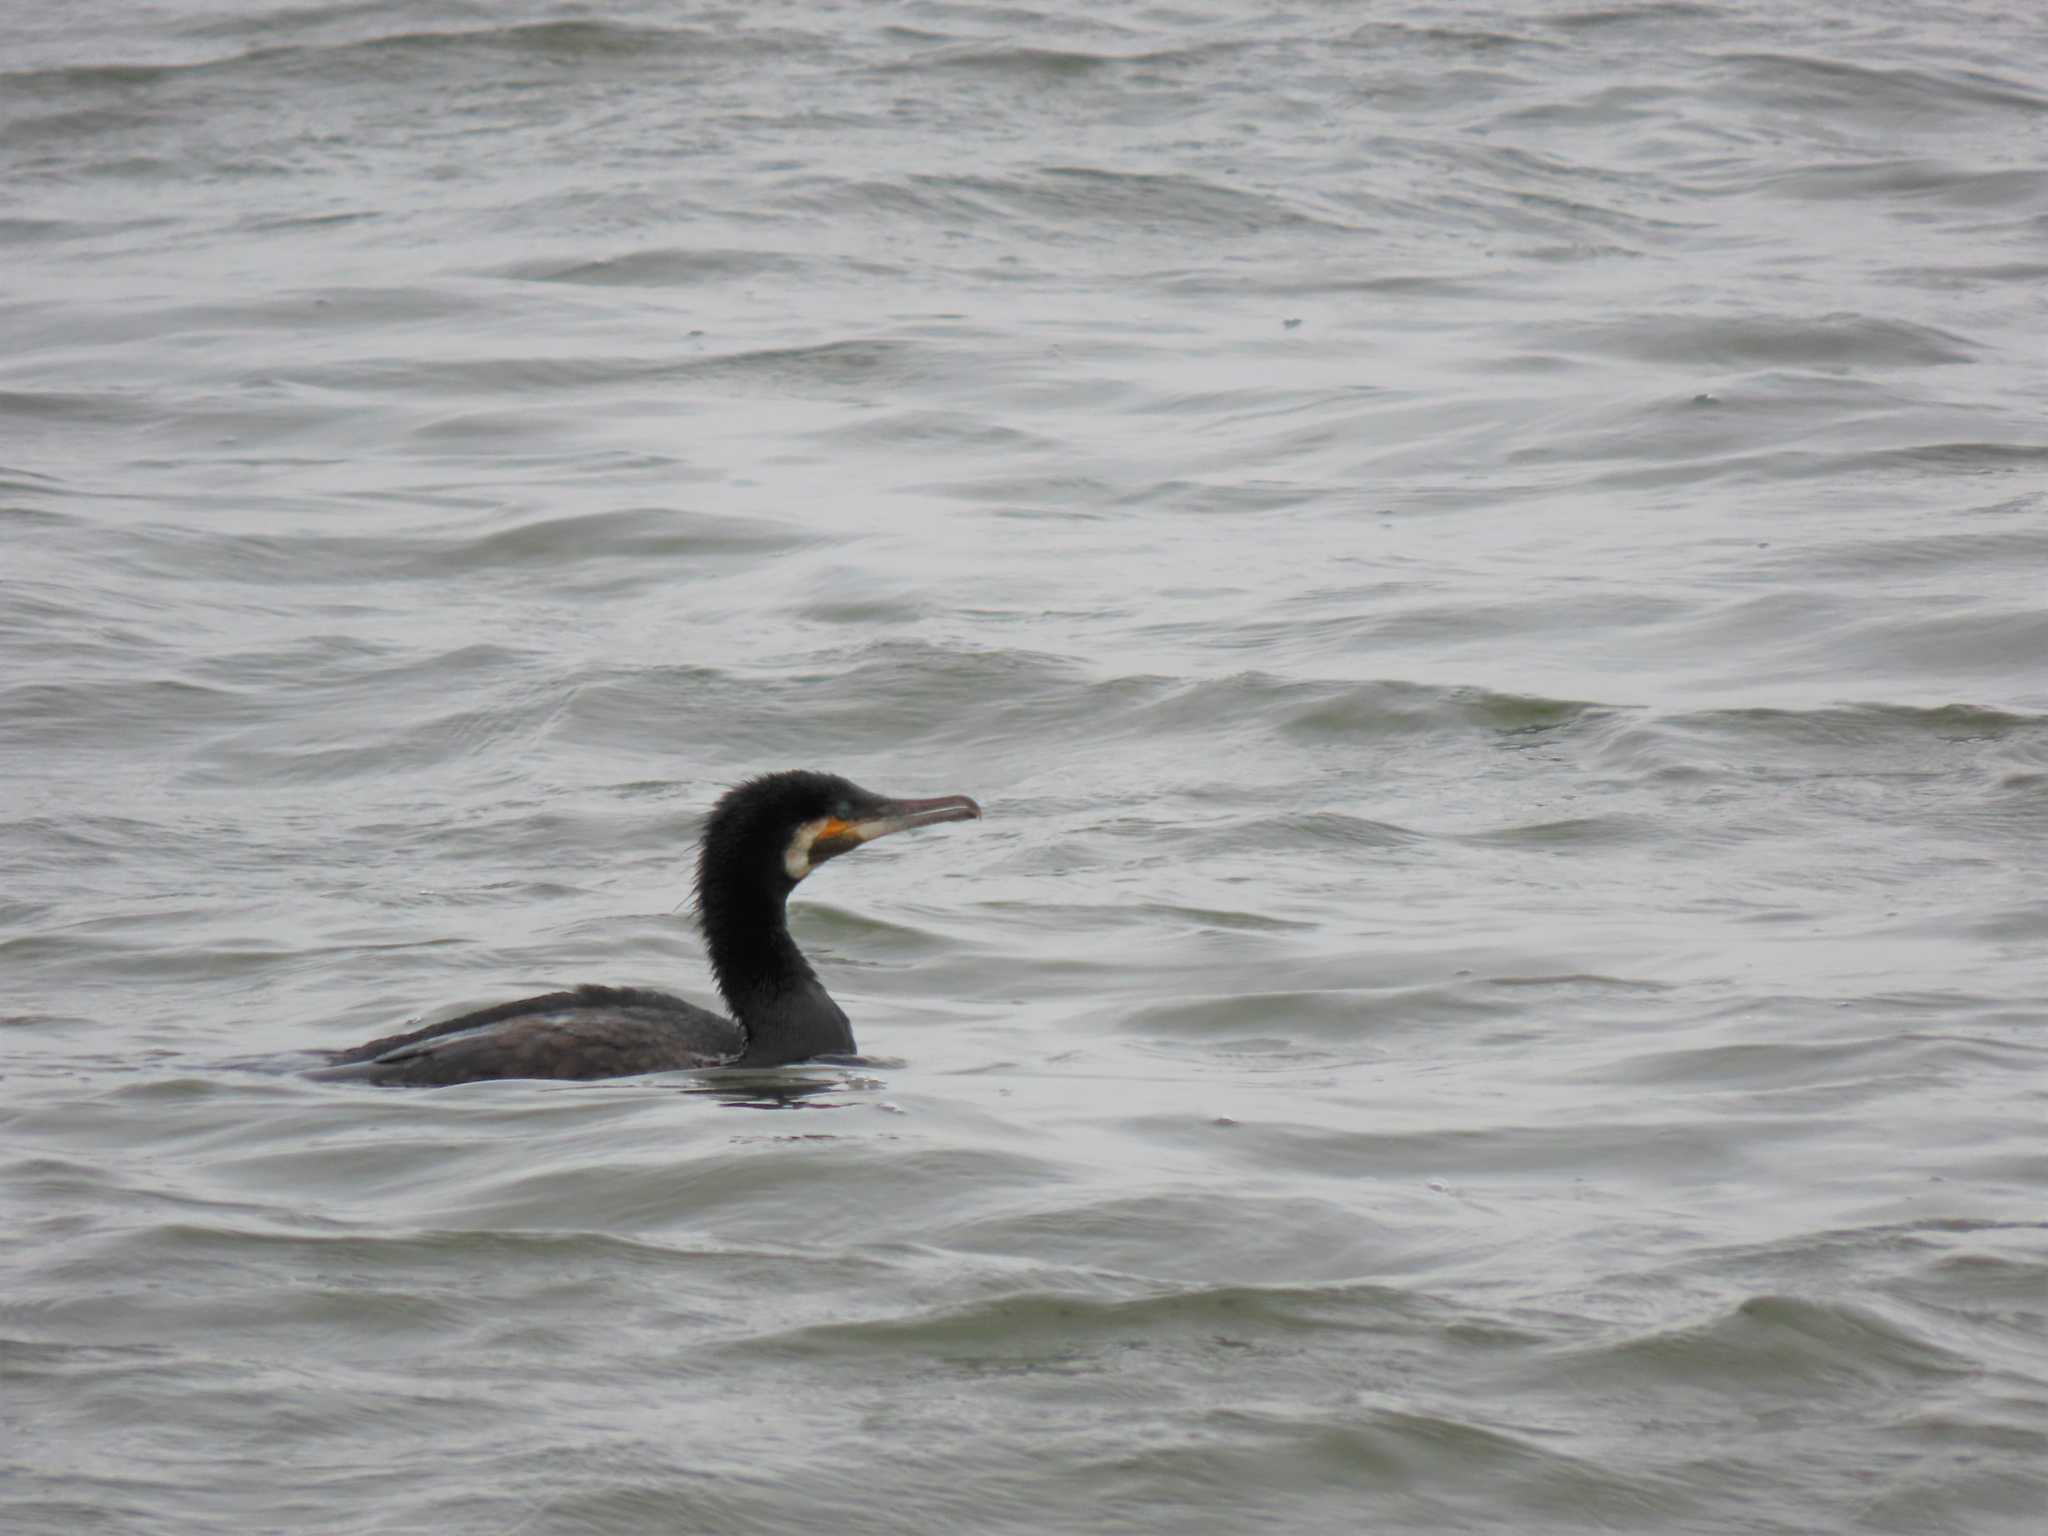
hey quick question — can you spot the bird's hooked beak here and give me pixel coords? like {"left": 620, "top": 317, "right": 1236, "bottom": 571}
{"left": 843, "top": 793, "right": 984, "bottom": 842}
{"left": 787, "top": 794, "right": 982, "bottom": 880}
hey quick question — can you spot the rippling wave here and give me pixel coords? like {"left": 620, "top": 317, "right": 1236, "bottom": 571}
{"left": 4, "top": 1, "right": 2045, "bottom": 1532}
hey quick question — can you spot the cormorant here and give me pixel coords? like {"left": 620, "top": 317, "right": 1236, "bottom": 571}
{"left": 315, "top": 770, "right": 981, "bottom": 1086}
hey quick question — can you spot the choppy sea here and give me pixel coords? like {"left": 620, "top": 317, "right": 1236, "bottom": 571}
{"left": 3, "top": 2, "right": 2045, "bottom": 1531}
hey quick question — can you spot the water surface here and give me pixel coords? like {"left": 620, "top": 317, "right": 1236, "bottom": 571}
{"left": 3, "top": 2, "right": 2045, "bottom": 1532}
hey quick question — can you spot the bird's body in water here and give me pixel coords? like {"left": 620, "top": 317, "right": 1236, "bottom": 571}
{"left": 315, "top": 770, "right": 981, "bottom": 1087}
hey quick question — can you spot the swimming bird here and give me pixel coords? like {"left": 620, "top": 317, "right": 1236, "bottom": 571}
{"left": 316, "top": 770, "right": 981, "bottom": 1086}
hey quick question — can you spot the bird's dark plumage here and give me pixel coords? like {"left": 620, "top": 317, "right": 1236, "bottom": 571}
{"left": 315, "top": 771, "right": 981, "bottom": 1087}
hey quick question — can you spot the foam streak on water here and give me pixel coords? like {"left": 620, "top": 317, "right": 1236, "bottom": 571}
{"left": 2, "top": 2, "right": 2045, "bottom": 1532}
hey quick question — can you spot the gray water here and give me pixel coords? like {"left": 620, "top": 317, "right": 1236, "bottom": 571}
{"left": 3, "top": 1, "right": 2046, "bottom": 1530}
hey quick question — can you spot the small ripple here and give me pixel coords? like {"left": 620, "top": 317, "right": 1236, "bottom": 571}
{"left": 1711, "top": 52, "right": 2048, "bottom": 121}
{"left": 1113, "top": 986, "right": 1446, "bottom": 1044}
{"left": 109, "top": 506, "right": 813, "bottom": 586}
{"left": 720, "top": 1277, "right": 1437, "bottom": 1360}
{"left": 1458, "top": 814, "right": 1654, "bottom": 848}
{"left": 1282, "top": 683, "right": 1604, "bottom": 741}
{"left": 1541, "top": 311, "right": 1978, "bottom": 369}
{"left": 0, "top": 676, "right": 257, "bottom": 750}
{"left": 1597, "top": 702, "right": 2047, "bottom": 768}
{"left": 1760, "top": 160, "right": 2048, "bottom": 210}
{"left": 493, "top": 247, "right": 811, "bottom": 287}
{"left": 1554, "top": 1294, "right": 1979, "bottom": 1391}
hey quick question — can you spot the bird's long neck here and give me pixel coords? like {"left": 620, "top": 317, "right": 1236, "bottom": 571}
{"left": 700, "top": 880, "right": 855, "bottom": 1067}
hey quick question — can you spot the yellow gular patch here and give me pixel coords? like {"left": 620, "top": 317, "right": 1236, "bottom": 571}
{"left": 783, "top": 816, "right": 830, "bottom": 881}
{"left": 785, "top": 817, "right": 867, "bottom": 880}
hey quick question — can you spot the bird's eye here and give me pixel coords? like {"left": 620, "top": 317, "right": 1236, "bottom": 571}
{"left": 833, "top": 800, "right": 851, "bottom": 819}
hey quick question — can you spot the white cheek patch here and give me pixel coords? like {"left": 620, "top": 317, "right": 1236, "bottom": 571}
{"left": 784, "top": 816, "right": 830, "bottom": 881}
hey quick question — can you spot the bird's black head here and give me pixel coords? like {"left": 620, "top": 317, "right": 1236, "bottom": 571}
{"left": 694, "top": 769, "right": 982, "bottom": 914}
{"left": 690, "top": 770, "right": 979, "bottom": 1055}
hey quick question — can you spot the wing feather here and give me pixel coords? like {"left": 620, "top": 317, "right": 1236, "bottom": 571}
{"left": 318, "top": 985, "right": 742, "bottom": 1086}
